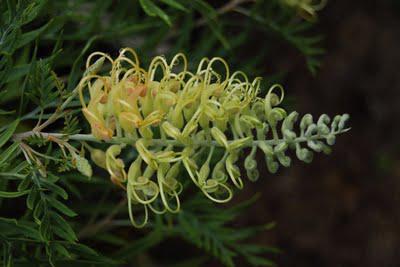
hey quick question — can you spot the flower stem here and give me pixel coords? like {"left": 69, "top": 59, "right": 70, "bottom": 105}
{"left": 13, "top": 129, "right": 350, "bottom": 148}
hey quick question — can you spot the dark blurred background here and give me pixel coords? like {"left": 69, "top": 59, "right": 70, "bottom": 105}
{"left": 239, "top": 1, "right": 400, "bottom": 266}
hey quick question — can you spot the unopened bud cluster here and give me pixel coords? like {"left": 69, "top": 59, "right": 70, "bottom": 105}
{"left": 78, "top": 48, "right": 349, "bottom": 227}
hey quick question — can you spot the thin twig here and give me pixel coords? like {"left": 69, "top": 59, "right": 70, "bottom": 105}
{"left": 78, "top": 198, "right": 128, "bottom": 239}
{"left": 195, "top": 0, "right": 255, "bottom": 27}
{"left": 33, "top": 86, "right": 80, "bottom": 132}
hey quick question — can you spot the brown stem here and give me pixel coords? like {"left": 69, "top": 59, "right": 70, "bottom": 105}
{"left": 78, "top": 198, "right": 128, "bottom": 239}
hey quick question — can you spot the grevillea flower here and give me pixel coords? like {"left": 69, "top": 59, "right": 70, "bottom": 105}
{"left": 78, "top": 48, "right": 349, "bottom": 227}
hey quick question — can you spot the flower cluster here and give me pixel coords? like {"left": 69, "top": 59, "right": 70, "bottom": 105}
{"left": 78, "top": 48, "right": 349, "bottom": 227}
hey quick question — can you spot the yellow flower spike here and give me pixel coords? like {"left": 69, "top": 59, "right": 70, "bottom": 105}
{"left": 77, "top": 48, "right": 350, "bottom": 228}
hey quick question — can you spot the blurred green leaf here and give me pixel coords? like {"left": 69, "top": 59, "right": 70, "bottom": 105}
{"left": 0, "top": 189, "right": 29, "bottom": 198}
{"left": 139, "top": 0, "right": 172, "bottom": 26}
{"left": 160, "top": 0, "right": 187, "bottom": 12}
{"left": 0, "top": 119, "right": 19, "bottom": 148}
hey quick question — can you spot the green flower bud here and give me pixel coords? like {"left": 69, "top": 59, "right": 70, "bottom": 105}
{"left": 212, "top": 160, "right": 228, "bottom": 183}
{"left": 305, "top": 124, "right": 317, "bottom": 137}
{"left": 307, "top": 140, "right": 323, "bottom": 152}
{"left": 228, "top": 137, "right": 252, "bottom": 151}
{"left": 90, "top": 148, "right": 107, "bottom": 169}
{"left": 256, "top": 123, "right": 269, "bottom": 140}
{"left": 128, "top": 157, "right": 142, "bottom": 183}
{"left": 135, "top": 139, "right": 157, "bottom": 170}
{"left": 296, "top": 145, "right": 313, "bottom": 163}
{"left": 106, "top": 145, "right": 127, "bottom": 185}
{"left": 246, "top": 168, "right": 260, "bottom": 182}
{"left": 258, "top": 142, "right": 274, "bottom": 157}
{"left": 240, "top": 115, "right": 262, "bottom": 128}
{"left": 265, "top": 155, "right": 279, "bottom": 174}
{"left": 300, "top": 114, "right": 313, "bottom": 133}
{"left": 317, "top": 114, "right": 330, "bottom": 135}
{"left": 331, "top": 115, "right": 341, "bottom": 132}
{"left": 211, "top": 127, "right": 229, "bottom": 148}
{"left": 338, "top": 113, "right": 350, "bottom": 131}
{"left": 162, "top": 121, "right": 182, "bottom": 140}
{"left": 226, "top": 153, "right": 243, "bottom": 189}
{"left": 276, "top": 152, "right": 291, "bottom": 167}
{"left": 252, "top": 101, "right": 266, "bottom": 121}
{"left": 326, "top": 134, "right": 336, "bottom": 145}
{"left": 244, "top": 159, "right": 256, "bottom": 171}
{"left": 140, "top": 83, "right": 155, "bottom": 117}
{"left": 282, "top": 111, "right": 298, "bottom": 141}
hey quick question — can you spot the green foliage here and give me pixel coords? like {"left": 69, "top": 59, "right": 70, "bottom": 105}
{"left": 0, "top": 0, "right": 341, "bottom": 266}
{"left": 174, "top": 194, "right": 279, "bottom": 267}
